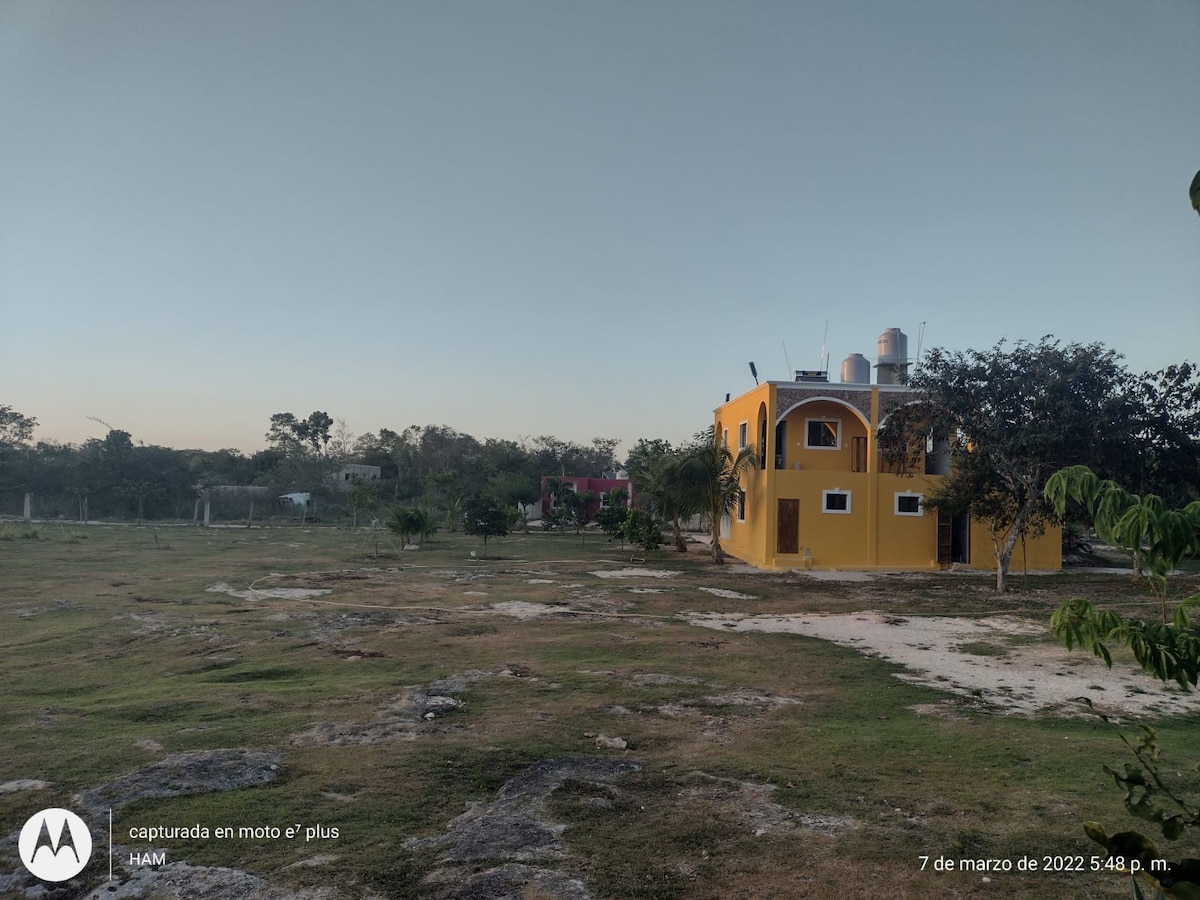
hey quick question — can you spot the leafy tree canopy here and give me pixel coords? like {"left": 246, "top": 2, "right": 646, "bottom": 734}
{"left": 266, "top": 411, "right": 334, "bottom": 455}
{"left": 1127, "top": 363, "right": 1200, "bottom": 506}
{"left": 597, "top": 489, "right": 630, "bottom": 541}
{"left": 0, "top": 405, "right": 37, "bottom": 448}
{"left": 624, "top": 438, "right": 675, "bottom": 479}
{"left": 462, "top": 494, "right": 509, "bottom": 556}
{"left": 620, "top": 507, "right": 663, "bottom": 554}
{"left": 881, "top": 337, "right": 1139, "bottom": 592}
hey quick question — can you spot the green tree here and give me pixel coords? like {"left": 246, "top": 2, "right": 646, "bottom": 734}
{"left": 631, "top": 450, "right": 701, "bottom": 553}
{"left": 541, "top": 507, "right": 572, "bottom": 532}
{"left": 69, "top": 429, "right": 194, "bottom": 521}
{"left": 881, "top": 338, "right": 1136, "bottom": 592}
{"left": 1047, "top": 466, "right": 1200, "bottom": 685}
{"left": 1047, "top": 465, "right": 1200, "bottom": 583}
{"left": 1127, "top": 364, "right": 1200, "bottom": 506}
{"left": 387, "top": 506, "right": 432, "bottom": 546}
{"left": 266, "top": 411, "right": 334, "bottom": 455}
{"left": 486, "top": 471, "right": 539, "bottom": 512}
{"left": 119, "top": 445, "right": 192, "bottom": 523}
{"left": 597, "top": 489, "right": 630, "bottom": 542}
{"left": 462, "top": 494, "right": 508, "bottom": 557}
{"left": 1047, "top": 467, "right": 1200, "bottom": 899}
{"left": 0, "top": 405, "right": 37, "bottom": 500}
{"left": 531, "top": 436, "right": 618, "bottom": 478}
{"left": 442, "top": 494, "right": 464, "bottom": 532}
{"left": 566, "top": 490, "right": 596, "bottom": 535}
{"left": 346, "top": 475, "right": 379, "bottom": 527}
{"left": 683, "top": 436, "right": 757, "bottom": 565}
{"left": 416, "top": 505, "right": 439, "bottom": 541}
{"left": 619, "top": 507, "right": 663, "bottom": 554}
{"left": 544, "top": 476, "right": 572, "bottom": 511}
{"left": 624, "top": 438, "right": 674, "bottom": 480}
{"left": 0, "top": 404, "right": 36, "bottom": 448}
{"left": 428, "top": 469, "right": 465, "bottom": 503}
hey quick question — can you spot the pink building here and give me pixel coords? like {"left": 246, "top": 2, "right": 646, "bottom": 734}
{"left": 539, "top": 475, "right": 633, "bottom": 521}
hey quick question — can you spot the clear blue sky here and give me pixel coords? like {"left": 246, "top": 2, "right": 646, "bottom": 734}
{"left": 3, "top": 1, "right": 1197, "bottom": 456}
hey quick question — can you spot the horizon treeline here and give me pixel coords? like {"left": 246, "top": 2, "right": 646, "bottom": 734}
{"left": 0, "top": 407, "right": 630, "bottom": 522}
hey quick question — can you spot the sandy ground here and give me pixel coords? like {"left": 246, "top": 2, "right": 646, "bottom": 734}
{"left": 686, "top": 610, "right": 1200, "bottom": 718}
{"left": 206, "top": 581, "right": 332, "bottom": 600}
{"left": 486, "top": 590, "right": 1200, "bottom": 718}
{"left": 590, "top": 567, "right": 678, "bottom": 578}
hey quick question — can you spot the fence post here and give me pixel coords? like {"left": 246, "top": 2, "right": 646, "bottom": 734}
{"left": 203, "top": 499, "right": 211, "bottom": 527}
{"left": 24, "top": 493, "right": 32, "bottom": 523}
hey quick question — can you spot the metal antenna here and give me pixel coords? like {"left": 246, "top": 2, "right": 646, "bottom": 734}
{"left": 782, "top": 341, "right": 792, "bottom": 377}
{"left": 819, "top": 321, "right": 829, "bottom": 371}
{"left": 915, "top": 321, "right": 927, "bottom": 373}
{"left": 86, "top": 416, "right": 116, "bottom": 433}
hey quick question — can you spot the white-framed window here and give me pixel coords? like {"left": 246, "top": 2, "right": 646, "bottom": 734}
{"left": 737, "top": 421, "right": 748, "bottom": 449}
{"left": 805, "top": 418, "right": 841, "bottom": 449}
{"left": 895, "top": 492, "right": 923, "bottom": 516}
{"left": 822, "top": 489, "right": 851, "bottom": 514}
{"left": 736, "top": 489, "right": 746, "bottom": 521}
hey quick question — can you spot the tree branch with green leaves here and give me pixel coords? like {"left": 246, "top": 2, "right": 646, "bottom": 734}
{"left": 1047, "top": 466, "right": 1200, "bottom": 896}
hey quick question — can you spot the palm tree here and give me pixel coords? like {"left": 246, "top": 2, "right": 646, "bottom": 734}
{"left": 631, "top": 452, "right": 701, "bottom": 552}
{"left": 387, "top": 506, "right": 432, "bottom": 546}
{"left": 683, "top": 440, "right": 757, "bottom": 564}
{"left": 544, "top": 476, "right": 571, "bottom": 511}
{"left": 442, "top": 495, "right": 463, "bottom": 532}
{"left": 416, "top": 504, "right": 440, "bottom": 542}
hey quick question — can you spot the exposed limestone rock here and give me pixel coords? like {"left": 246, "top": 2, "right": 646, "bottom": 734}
{"left": 78, "top": 860, "right": 354, "bottom": 899}
{"left": 74, "top": 748, "right": 282, "bottom": 816}
{"left": 406, "top": 757, "right": 639, "bottom": 897}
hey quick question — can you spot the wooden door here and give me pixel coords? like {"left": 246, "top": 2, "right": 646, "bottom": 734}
{"left": 851, "top": 436, "right": 867, "bottom": 473}
{"left": 777, "top": 499, "right": 799, "bottom": 555}
{"left": 937, "top": 511, "right": 953, "bottom": 565}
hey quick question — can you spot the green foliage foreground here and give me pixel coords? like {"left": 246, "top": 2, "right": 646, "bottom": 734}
{"left": 1081, "top": 712, "right": 1200, "bottom": 900}
{"left": 1048, "top": 466, "right": 1200, "bottom": 897}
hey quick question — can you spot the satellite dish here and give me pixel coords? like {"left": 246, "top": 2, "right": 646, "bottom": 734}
{"left": 1191, "top": 170, "right": 1200, "bottom": 216}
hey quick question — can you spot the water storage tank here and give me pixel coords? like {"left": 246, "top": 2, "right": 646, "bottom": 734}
{"left": 876, "top": 328, "right": 909, "bottom": 385}
{"left": 878, "top": 328, "right": 908, "bottom": 365}
{"left": 840, "top": 353, "right": 870, "bottom": 384}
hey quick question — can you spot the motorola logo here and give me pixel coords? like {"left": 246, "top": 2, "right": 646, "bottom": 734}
{"left": 18, "top": 808, "right": 93, "bottom": 882}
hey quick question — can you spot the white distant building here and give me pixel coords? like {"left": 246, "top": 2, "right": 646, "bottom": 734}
{"left": 331, "top": 464, "right": 382, "bottom": 491}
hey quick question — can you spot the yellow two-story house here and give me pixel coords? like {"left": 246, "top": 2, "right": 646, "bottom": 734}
{"left": 713, "top": 373, "right": 1060, "bottom": 572}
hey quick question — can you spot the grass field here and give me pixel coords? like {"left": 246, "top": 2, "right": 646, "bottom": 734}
{"left": 2, "top": 522, "right": 1198, "bottom": 899}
